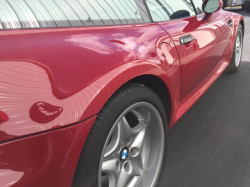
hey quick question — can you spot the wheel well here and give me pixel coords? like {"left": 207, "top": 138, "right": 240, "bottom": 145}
{"left": 240, "top": 19, "right": 244, "bottom": 37}
{"left": 129, "top": 75, "right": 172, "bottom": 123}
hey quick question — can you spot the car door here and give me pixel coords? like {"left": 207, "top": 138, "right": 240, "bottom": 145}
{"left": 146, "top": 0, "right": 231, "bottom": 99}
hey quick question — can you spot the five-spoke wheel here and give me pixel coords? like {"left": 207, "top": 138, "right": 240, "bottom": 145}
{"left": 72, "top": 83, "right": 167, "bottom": 187}
{"left": 99, "top": 102, "right": 164, "bottom": 187}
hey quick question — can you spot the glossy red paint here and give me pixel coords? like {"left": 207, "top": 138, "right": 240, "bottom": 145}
{"left": 0, "top": 116, "right": 96, "bottom": 187}
{"left": 169, "top": 57, "right": 231, "bottom": 129}
{"left": 158, "top": 10, "right": 233, "bottom": 99}
{"left": 0, "top": 23, "right": 181, "bottom": 143}
{"left": 0, "top": 111, "right": 9, "bottom": 125}
{"left": 30, "top": 102, "right": 63, "bottom": 124}
{"left": 0, "top": 4, "right": 244, "bottom": 187}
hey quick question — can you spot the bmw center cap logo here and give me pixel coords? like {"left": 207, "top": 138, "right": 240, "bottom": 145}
{"left": 120, "top": 147, "right": 129, "bottom": 162}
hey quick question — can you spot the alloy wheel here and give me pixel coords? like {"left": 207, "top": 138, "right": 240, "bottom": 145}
{"left": 235, "top": 30, "right": 243, "bottom": 67}
{"left": 98, "top": 102, "right": 165, "bottom": 187}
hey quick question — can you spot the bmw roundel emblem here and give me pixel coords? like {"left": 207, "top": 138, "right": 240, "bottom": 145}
{"left": 120, "top": 147, "right": 129, "bottom": 162}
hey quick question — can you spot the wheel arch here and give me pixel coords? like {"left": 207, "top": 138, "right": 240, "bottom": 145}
{"left": 240, "top": 19, "right": 245, "bottom": 38}
{"left": 78, "top": 62, "right": 178, "bottom": 128}
{"left": 231, "top": 14, "right": 244, "bottom": 39}
{"left": 129, "top": 75, "right": 172, "bottom": 124}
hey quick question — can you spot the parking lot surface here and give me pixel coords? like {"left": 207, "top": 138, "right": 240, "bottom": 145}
{"left": 160, "top": 10, "right": 250, "bottom": 187}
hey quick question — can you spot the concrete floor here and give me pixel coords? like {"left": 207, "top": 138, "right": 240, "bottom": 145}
{"left": 160, "top": 10, "right": 250, "bottom": 187}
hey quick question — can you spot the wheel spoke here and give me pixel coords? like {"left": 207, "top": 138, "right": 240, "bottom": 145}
{"left": 102, "top": 159, "right": 119, "bottom": 187}
{"left": 131, "top": 109, "right": 144, "bottom": 120}
{"left": 126, "top": 176, "right": 141, "bottom": 187}
{"left": 131, "top": 124, "right": 147, "bottom": 152}
{"left": 137, "top": 118, "right": 146, "bottom": 128}
{"left": 131, "top": 109, "right": 149, "bottom": 132}
{"left": 104, "top": 124, "right": 122, "bottom": 159}
{"left": 130, "top": 161, "right": 142, "bottom": 176}
{"left": 120, "top": 116, "right": 137, "bottom": 143}
{"left": 117, "top": 168, "right": 131, "bottom": 187}
{"left": 117, "top": 161, "right": 141, "bottom": 187}
{"left": 130, "top": 124, "right": 147, "bottom": 168}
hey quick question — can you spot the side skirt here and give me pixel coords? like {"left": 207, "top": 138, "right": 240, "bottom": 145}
{"left": 169, "top": 56, "right": 231, "bottom": 129}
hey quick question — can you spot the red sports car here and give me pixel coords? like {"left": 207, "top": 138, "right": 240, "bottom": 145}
{"left": 0, "top": 0, "right": 244, "bottom": 186}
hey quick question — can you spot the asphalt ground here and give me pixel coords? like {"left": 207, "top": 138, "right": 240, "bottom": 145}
{"left": 160, "top": 10, "right": 250, "bottom": 187}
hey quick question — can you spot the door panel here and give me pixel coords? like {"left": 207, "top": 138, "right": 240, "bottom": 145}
{"left": 158, "top": 12, "right": 230, "bottom": 99}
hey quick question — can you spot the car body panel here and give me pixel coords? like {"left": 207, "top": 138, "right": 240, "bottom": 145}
{"left": 0, "top": 116, "right": 96, "bottom": 187}
{"left": 0, "top": 24, "right": 167, "bottom": 97}
{"left": 167, "top": 10, "right": 244, "bottom": 128}
{"left": 159, "top": 10, "right": 232, "bottom": 99}
{"left": 170, "top": 56, "right": 231, "bottom": 128}
{"left": 0, "top": 23, "right": 181, "bottom": 142}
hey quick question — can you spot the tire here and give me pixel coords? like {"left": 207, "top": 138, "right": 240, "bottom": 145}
{"left": 72, "top": 83, "right": 168, "bottom": 187}
{"left": 247, "top": 0, "right": 250, "bottom": 12}
{"left": 226, "top": 24, "right": 243, "bottom": 73}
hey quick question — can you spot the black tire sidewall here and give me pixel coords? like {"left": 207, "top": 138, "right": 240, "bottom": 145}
{"left": 73, "top": 84, "right": 168, "bottom": 187}
{"left": 226, "top": 24, "right": 243, "bottom": 73}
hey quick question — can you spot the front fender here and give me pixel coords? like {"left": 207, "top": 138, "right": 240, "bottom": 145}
{"left": 0, "top": 60, "right": 181, "bottom": 142}
{"left": 79, "top": 60, "right": 181, "bottom": 122}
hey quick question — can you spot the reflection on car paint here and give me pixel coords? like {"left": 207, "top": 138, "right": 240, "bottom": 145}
{"left": 0, "top": 56, "right": 174, "bottom": 140}
{"left": 29, "top": 102, "right": 63, "bottom": 124}
{"left": 0, "top": 111, "right": 9, "bottom": 125}
{"left": 0, "top": 60, "right": 108, "bottom": 137}
{"left": 65, "top": 26, "right": 166, "bottom": 63}
{"left": 0, "top": 169, "right": 24, "bottom": 187}
{"left": 65, "top": 34, "right": 114, "bottom": 55}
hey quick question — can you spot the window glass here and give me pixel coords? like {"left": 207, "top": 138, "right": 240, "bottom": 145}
{"left": 192, "top": 0, "right": 204, "bottom": 14}
{"left": 0, "top": 0, "right": 150, "bottom": 29}
{"left": 0, "top": 0, "right": 23, "bottom": 29}
{"left": 146, "top": 0, "right": 196, "bottom": 22}
{"left": 183, "top": 0, "right": 195, "bottom": 12}
{"left": 145, "top": 0, "right": 173, "bottom": 22}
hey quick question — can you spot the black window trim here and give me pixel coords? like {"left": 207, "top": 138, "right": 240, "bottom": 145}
{"left": 189, "top": 0, "right": 199, "bottom": 15}
{"left": 190, "top": 0, "right": 205, "bottom": 15}
{"left": 141, "top": 0, "right": 154, "bottom": 22}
